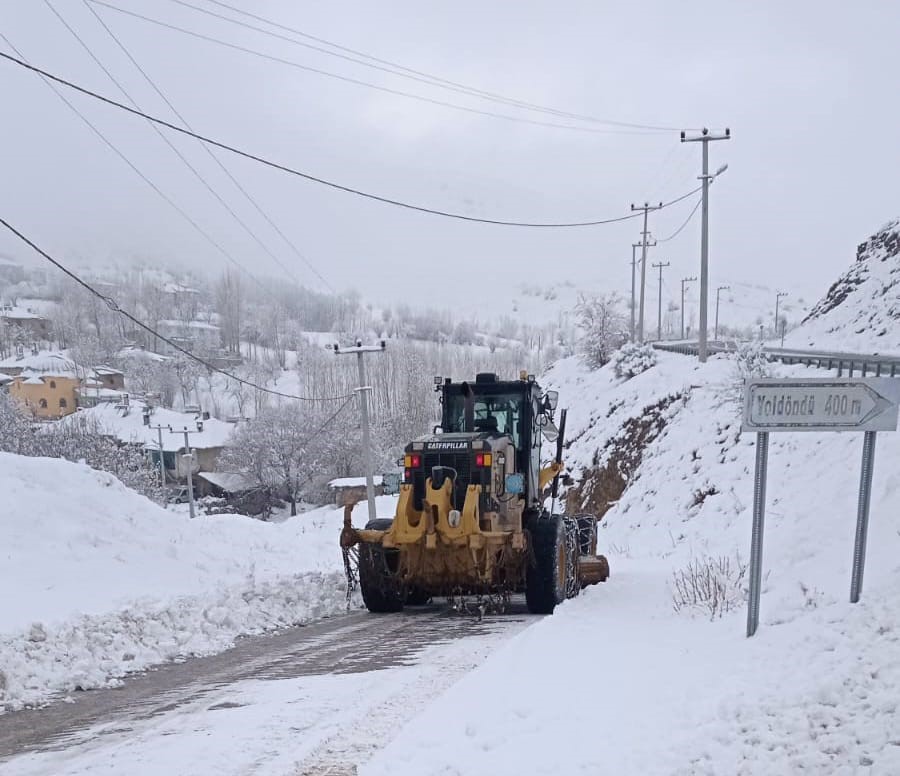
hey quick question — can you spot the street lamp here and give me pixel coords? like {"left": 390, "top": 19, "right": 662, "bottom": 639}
{"left": 775, "top": 291, "right": 788, "bottom": 339}
{"left": 680, "top": 127, "right": 731, "bottom": 362}
{"left": 715, "top": 285, "right": 730, "bottom": 340}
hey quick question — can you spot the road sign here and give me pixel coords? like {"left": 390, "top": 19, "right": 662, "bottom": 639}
{"left": 742, "top": 378, "right": 900, "bottom": 433}
{"left": 742, "top": 377, "right": 900, "bottom": 637}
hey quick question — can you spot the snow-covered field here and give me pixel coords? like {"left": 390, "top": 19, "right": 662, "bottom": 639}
{"left": 363, "top": 352, "right": 900, "bottom": 775}
{"left": 0, "top": 454, "right": 389, "bottom": 711}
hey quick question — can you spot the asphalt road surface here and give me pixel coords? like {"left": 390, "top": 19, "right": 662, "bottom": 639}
{"left": 0, "top": 601, "right": 535, "bottom": 774}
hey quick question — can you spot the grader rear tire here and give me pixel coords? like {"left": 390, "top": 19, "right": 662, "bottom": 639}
{"left": 525, "top": 515, "right": 567, "bottom": 614}
{"left": 358, "top": 542, "right": 404, "bottom": 613}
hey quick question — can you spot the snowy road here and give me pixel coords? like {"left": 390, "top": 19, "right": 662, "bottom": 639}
{"left": 0, "top": 603, "right": 536, "bottom": 775}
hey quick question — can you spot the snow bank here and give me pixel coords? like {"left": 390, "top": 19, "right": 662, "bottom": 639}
{"left": 0, "top": 453, "right": 385, "bottom": 711}
{"left": 364, "top": 352, "right": 900, "bottom": 774}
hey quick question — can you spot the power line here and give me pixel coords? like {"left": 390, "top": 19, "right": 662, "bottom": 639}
{"left": 157, "top": 0, "right": 691, "bottom": 133}
{"left": 0, "top": 33, "right": 265, "bottom": 293}
{"left": 43, "top": 0, "right": 307, "bottom": 294}
{"left": 81, "top": 0, "right": 334, "bottom": 293}
{"left": 0, "top": 215, "right": 355, "bottom": 403}
{"left": 89, "top": 1, "right": 663, "bottom": 137}
{"left": 0, "top": 50, "right": 703, "bottom": 227}
{"left": 656, "top": 196, "right": 702, "bottom": 242}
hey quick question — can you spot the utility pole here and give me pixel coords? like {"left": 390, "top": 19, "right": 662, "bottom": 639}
{"left": 775, "top": 291, "right": 788, "bottom": 338}
{"left": 335, "top": 339, "right": 386, "bottom": 523}
{"left": 681, "top": 276, "right": 697, "bottom": 340}
{"left": 652, "top": 260, "right": 670, "bottom": 341}
{"left": 680, "top": 127, "right": 731, "bottom": 362}
{"left": 170, "top": 425, "right": 201, "bottom": 519}
{"left": 714, "top": 285, "right": 730, "bottom": 340}
{"left": 630, "top": 202, "right": 662, "bottom": 344}
{"left": 629, "top": 242, "right": 641, "bottom": 341}
{"left": 149, "top": 422, "right": 171, "bottom": 506}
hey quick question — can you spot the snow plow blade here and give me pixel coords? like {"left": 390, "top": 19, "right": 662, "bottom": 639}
{"left": 578, "top": 554, "right": 610, "bottom": 586}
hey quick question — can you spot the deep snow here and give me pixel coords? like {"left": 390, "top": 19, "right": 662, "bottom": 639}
{"left": 363, "top": 351, "right": 900, "bottom": 775}
{"left": 0, "top": 454, "right": 392, "bottom": 711}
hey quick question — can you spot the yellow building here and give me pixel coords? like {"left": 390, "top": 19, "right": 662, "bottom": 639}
{"left": 1, "top": 353, "right": 80, "bottom": 419}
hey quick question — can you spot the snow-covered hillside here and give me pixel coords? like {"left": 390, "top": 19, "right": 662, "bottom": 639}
{"left": 0, "top": 453, "right": 377, "bottom": 711}
{"left": 365, "top": 352, "right": 900, "bottom": 775}
{"left": 452, "top": 277, "right": 811, "bottom": 340}
{"left": 787, "top": 218, "right": 900, "bottom": 354}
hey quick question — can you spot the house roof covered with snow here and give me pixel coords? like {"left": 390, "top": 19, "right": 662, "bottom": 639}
{"left": 59, "top": 403, "right": 236, "bottom": 452}
{"left": 0, "top": 352, "right": 77, "bottom": 377}
{"left": 328, "top": 476, "right": 384, "bottom": 489}
{"left": 117, "top": 346, "right": 169, "bottom": 363}
{"left": 159, "top": 319, "right": 220, "bottom": 332}
{"left": 0, "top": 305, "right": 47, "bottom": 321}
{"left": 196, "top": 471, "right": 257, "bottom": 493}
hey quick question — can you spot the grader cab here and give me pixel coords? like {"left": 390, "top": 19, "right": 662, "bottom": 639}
{"left": 340, "top": 372, "right": 609, "bottom": 614}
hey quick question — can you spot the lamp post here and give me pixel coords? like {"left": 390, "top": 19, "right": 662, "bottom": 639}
{"left": 715, "top": 285, "right": 730, "bottom": 341}
{"left": 775, "top": 291, "right": 788, "bottom": 339}
{"left": 680, "top": 127, "right": 731, "bottom": 362}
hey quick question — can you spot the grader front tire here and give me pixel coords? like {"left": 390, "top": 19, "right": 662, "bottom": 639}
{"left": 358, "top": 543, "right": 404, "bottom": 613}
{"left": 525, "top": 515, "right": 567, "bottom": 614}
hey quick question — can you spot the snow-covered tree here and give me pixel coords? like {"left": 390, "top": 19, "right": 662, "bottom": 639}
{"left": 0, "top": 394, "right": 161, "bottom": 500}
{"left": 574, "top": 292, "right": 628, "bottom": 369}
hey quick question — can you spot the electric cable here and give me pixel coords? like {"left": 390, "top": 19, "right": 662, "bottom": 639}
{"left": 0, "top": 50, "right": 704, "bottom": 228}
{"left": 81, "top": 0, "right": 334, "bottom": 293}
{"left": 88, "top": 1, "right": 664, "bottom": 137}
{"left": 656, "top": 197, "right": 702, "bottom": 242}
{"left": 0, "top": 33, "right": 268, "bottom": 294}
{"left": 45, "top": 0, "right": 316, "bottom": 292}
{"left": 0, "top": 215, "right": 355, "bottom": 403}
{"left": 156, "top": 0, "right": 693, "bottom": 132}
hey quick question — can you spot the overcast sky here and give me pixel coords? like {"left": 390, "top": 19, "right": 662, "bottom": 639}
{"left": 1, "top": 0, "right": 898, "bottom": 313}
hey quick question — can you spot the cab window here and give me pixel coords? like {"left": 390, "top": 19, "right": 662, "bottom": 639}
{"left": 446, "top": 392, "right": 523, "bottom": 448}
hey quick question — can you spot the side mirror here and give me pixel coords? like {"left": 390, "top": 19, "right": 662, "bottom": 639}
{"left": 541, "top": 417, "right": 560, "bottom": 444}
{"left": 544, "top": 390, "right": 559, "bottom": 411}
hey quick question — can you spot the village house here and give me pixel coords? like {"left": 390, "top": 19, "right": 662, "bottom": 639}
{"left": 157, "top": 319, "right": 222, "bottom": 354}
{"left": 0, "top": 304, "right": 52, "bottom": 342}
{"left": 59, "top": 402, "right": 237, "bottom": 484}
{"left": 328, "top": 476, "right": 385, "bottom": 507}
{"left": 1, "top": 352, "right": 79, "bottom": 419}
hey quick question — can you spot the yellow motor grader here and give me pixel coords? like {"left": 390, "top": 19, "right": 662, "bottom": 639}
{"left": 340, "top": 372, "right": 609, "bottom": 614}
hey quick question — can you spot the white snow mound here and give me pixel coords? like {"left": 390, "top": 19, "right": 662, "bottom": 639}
{"left": 0, "top": 453, "right": 356, "bottom": 711}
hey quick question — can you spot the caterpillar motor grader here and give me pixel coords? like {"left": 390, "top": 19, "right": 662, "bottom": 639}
{"left": 340, "top": 371, "right": 609, "bottom": 615}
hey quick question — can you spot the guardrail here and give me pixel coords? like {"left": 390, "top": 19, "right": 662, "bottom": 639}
{"left": 652, "top": 341, "right": 900, "bottom": 378}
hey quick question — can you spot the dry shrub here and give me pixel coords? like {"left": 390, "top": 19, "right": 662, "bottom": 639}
{"left": 671, "top": 554, "right": 747, "bottom": 620}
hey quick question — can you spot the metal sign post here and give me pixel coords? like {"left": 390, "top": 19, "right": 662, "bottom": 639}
{"left": 746, "top": 431, "right": 768, "bottom": 637}
{"left": 741, "top": 378, "right": 900, "bottom": 637}
{"left": 850, "top": 431, "right": 877, "bottom": 603}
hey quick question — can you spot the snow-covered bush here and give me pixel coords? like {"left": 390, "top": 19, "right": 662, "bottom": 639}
{"left": 732, "top": 341, "right": 771, "bottom": 380}
{"left": 611, "top": 343, "right": 657, "bottom": 380}
{"left": 726, "top": 341, "right": 772, "bottom": 406}
{"left": 670, "top": 554, "right": 747, "bottom": 620}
